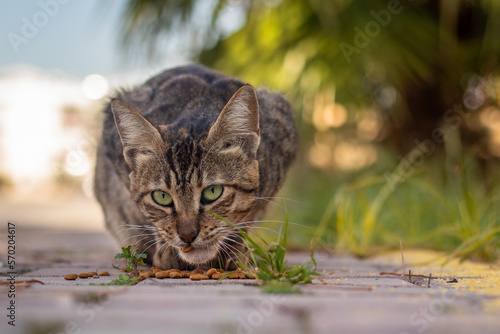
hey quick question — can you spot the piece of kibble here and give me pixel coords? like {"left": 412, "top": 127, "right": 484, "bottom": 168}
{"left": 169, "top": 271, "right": 183, "bottom": 278}
{"left": 120, "top": 267, "right": 129, "bottom": 272}
{"left": 132, "top": 276, "right": 145, "bottom": 282}
{"left": 237, "top": 273, "right": 246, "bottom": 279}
{"left": 150, "top": 267, "right": 162, "bottom": 274}
{"left": 192, "top": 268, "right": 204, "bottom": 275}
{"left": 99, "top": 272, "right": 110, "bottom": 276}
{"left": 190, "top": 274, "right": 209, "bottom": 280}
{"left": 155, "top": 271, "right": 170, "bottom": 279}
{"left": 169, "top": 269, "right": 181, "bottom": 273}
{"left": 140, "top": 271, "right": 156, "bottom": 278}
{"left": 64, "top": 274, "right": 78, "bottom": 280}
{"left": 244, "top": 272, "right": 257, "bottom": 279}
{"left": 181, "top": 271, "right": 191, "bottom": 278}
{"left": 182, "top": 245, "right": 193, "bottom": 253}
{"left": 228, "top": 272, "right": 240, "bottom": 279}
{"left": 78, "top": 273, "right": 90, "bottom": 279}
{"left": 87, "top": 272, "right": 98, "bottom": 276}
{"left": 211, "top": 272, "right": 222, "bottom": 280}
{"left": 206, "top": 268, "right": 218, "bottom": 278}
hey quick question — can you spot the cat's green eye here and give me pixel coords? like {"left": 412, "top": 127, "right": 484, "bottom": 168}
{"left": 152, "top": 191, "right": 173, "bottom": 207}
{"left": 201, "top": 185, "right": 224, "bottom": 205}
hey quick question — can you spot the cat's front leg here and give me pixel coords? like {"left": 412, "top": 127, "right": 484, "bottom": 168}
{"left": 153, "top": 243, "right": 191, "bottom": 270}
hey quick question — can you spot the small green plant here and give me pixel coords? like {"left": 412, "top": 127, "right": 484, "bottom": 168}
{"left": 114, "top": 244, "right": 147, "bottom": 276}
{"left": 107, "top": 273, "right": 140, "bottom": 286}
{"left": 209, "top": 211, "right": 320, "bottom": 293}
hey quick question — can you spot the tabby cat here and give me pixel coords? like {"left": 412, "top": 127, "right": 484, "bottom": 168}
{"left": 94, "top": 65, "right": 297, "bottom": 270}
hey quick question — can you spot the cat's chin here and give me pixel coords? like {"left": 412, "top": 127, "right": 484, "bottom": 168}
{"left": 178, "top": 244, "right": 219, "bottom": 264}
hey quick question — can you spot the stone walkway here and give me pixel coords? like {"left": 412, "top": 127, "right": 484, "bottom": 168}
{"left": 0, "top": 227, "right": 499, "bottom": 334}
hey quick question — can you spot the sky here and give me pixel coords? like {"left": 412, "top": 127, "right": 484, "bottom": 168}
{"left": 0, "top": 0, "right": 187, "bottom": 83}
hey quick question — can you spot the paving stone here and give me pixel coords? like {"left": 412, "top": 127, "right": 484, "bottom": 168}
{"left": 0, "top": 227, "right": 499, "bottom": 334}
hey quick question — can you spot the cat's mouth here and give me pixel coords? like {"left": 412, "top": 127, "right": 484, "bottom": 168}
{"left": 177, "top": 243, "right": 219, "bottom": 264}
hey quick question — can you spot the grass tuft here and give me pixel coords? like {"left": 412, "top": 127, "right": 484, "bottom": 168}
{"left": 209, "top": 210, "right": 320, "bottom": 293}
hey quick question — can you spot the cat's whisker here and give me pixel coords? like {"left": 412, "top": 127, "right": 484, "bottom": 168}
{"left": 231, "top": 219, "right": 283, "bottom": 224}
{"left": 222, "top": 224, "right": 282, "bottom": 232}
{"left": 113, "top": 224, "right": 157, "bottom": 239}
{"left": 144, "top": 236, "right": 167, "bottom": 258}
{"left": 218, "top": 246, "right": 239, "bottom": 270}
{"left": 135, "top": 232, "right": 161, "bottom": 245}
{"left": 251, "top": 196, "right": 299, "bottom": 204}
{"left": 120, "top": 231, "right": 158, "bottom": 241}
{"left": 151, "top": 239, "right": 172, "bottom": 265}
{"left": 217, "top": 240, "right": 248, "bottom": 269}
{"left": 249, "top": 198, "right": 286, "bottom": 210}
{"left": 141, "top": 237, "right": 159, "bottom": 250}
{"left": 216, "top": 226, "right": 280, "bottom": 240}
{"left": 112, "top": 223, "right": 157, "bottom": 232}
{"left": 228, "top": 219, "right": 312, "bottom": 229}
{"left": 220, "top": 240, "right": 252, "bottom": 266}
{"left": 117, "top": 224, "right": 162, "bottom": 243}
{"left": 216, "top": 240, "right": 238, "bottom": 269}
{"left": 142, "top": 240, "right": 161, "bottom": 255}
{"left": 221, "top": 235, "right": 248, "bottom": 249}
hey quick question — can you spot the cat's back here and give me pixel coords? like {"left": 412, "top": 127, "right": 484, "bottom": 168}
{"left": 103, "top": 65, "right": 244, "bottom": 129}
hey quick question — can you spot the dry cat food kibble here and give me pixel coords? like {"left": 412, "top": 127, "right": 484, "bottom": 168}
{"left": 189, "top": 274, "right": 209, "bottom": 280}
{"left": 211, "top": 272, "right": 222, "bottom": 280}
{"left": 132, "top": 276, "right": 146, "bottom": 282}
{"left": 169, "top": 271, "right": 183, "bottom": 278}
{"left": 206, "top": 268, "right": 219, "bottom": 278}
{"left": 182, "top": 245, "right": 193, "bottom": 253}
{"left": 155, "top": 271, "right": 170, "bottom": 279}
{"left": 244, "top": 272, "right": 256, "bottom": 279}
{"left": 228, "top": 272, "right": 240, "bottom": 279}
{"left": 139, "top": 271, "right": 156, "bottom": 278}
{"left": 191, "top": 268, "right": 204, "bottom": 275}
{"left": 64, "top": 274, "right": 78, "bottom": 280}
{"left": 63, "top": 266, "right": 256, "bottom": 282}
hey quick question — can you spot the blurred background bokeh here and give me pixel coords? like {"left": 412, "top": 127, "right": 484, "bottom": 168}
{"left": 1, "top": 0, "right": 499, "bottom": 261}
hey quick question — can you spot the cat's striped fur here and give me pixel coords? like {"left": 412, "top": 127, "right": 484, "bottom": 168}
{"left": 94, "top": 65, "right": 297, "bottom": 269}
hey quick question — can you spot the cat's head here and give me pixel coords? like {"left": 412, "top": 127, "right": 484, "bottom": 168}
{"left": 110, "top": 85, "right": 260, "bottom": 265}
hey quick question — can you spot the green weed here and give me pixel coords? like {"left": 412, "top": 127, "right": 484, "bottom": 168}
{"left": 107, "top": 273, "right": 140, "bottom": 286}
{"left": 114, "top": 244, "right": 147, "bottom": 276}
{"left": 209, "top": 210, "right": 320, "bottom": 293}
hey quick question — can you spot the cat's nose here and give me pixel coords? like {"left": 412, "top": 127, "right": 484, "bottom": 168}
{"left": 179, "top": 232, "right": 198, "bottom": 244}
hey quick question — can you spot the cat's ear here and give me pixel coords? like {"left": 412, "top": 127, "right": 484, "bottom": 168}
{"left": 207, "top": 85, "right": 260, "bottom": 158}
{"left": 111, "top": 100, "right": 163, "bottom": 169}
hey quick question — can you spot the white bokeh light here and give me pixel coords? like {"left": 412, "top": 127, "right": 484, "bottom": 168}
{"left": 81, "top": 74, "right": 109, "bottom": 100}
